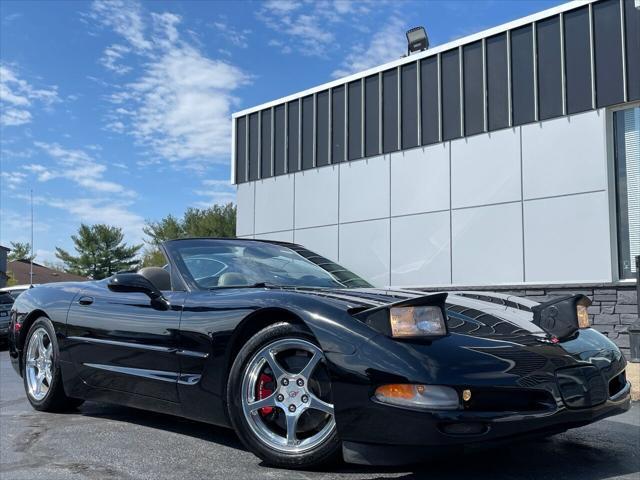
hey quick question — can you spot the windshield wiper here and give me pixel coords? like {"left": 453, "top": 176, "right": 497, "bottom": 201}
{"left": 209, "top": 282, "right": 281, "bottom": 290}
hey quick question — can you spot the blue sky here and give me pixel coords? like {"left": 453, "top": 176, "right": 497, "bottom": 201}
{"left": 0, "top": 0, "right": 563, "bottom": 264}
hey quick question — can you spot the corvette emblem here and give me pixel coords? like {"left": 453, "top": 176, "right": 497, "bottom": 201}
{"left": 289, "top": 391, "right": 298, "bottom": 398}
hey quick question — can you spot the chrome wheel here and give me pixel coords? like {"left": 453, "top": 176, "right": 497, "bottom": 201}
{"left": 25, "top": 327, "right": 53, "bottom": 401}
{"left": 241, "top": 338, "right": 335, "bottom": 453}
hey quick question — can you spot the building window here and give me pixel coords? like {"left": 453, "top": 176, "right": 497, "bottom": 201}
{"left": 614, "top": 106, "right": 640, "bottom": 279}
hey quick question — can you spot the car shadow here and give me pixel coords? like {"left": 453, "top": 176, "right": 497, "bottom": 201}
{"left": 77, "top": 402, "right": 245, "bottom": 451}
{"left": 329, "top": 419, "right": 639, "bottom": 479}
{"left": 76, "top": 401, "right": 639, "bottom": 480}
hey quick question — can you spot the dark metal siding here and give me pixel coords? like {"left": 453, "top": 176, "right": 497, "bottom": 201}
{"left": 401, "top": 62, "right": 419, "bottom": 149}
{"left": 287, "top": 100, "right": 299, "bottom": 173}
{"left": 383, "top": 68, "right": 399, "bottom": 153}
{"left": 332, "top": 86, "right": 345, "bottom": 162}
{"left": 316, "top": 90, "right": 330, "bottom": 167}
{"left": 248, "top": 112, "right": 259, "bottom": 181}
{"left": 441, "top": 49, "right": 461, "bottom": 141}
{"left": 364, "top": 75, "right": 380, "bottom": 157}
{"left": 235, "top": 117, "right": 247, "bottom": 183}
{"left": 564, "top": 6, "right": 593, "bottom": 114}
{"left": 486, "top": 33, "right": 509, "bottom": 130}
{"left": 593, "top": 0, "right": 624, "bottom": 107}
{"left": 420, "top": 56, "right": 439, "bottom": 145}
{"left": 463, "top": 41, "right": 484, "bottom": 136}
{"left": 536, "top": 16, "right": 563, "bottom": 120}
{"left": 348, "top": 81, "right": 362, "bottom": 160}
{"left": 260, "top": 109, "right": 272, "bottom": 178}
{"left": 301, "top": 95, "right": 314, "bottom": 170}
{"left": 625, "top": 0, "right": 640, "bottom": 101}
{"left": 511, "top": 25, "right": 535, "bottom": 126}
{"left": 274, "top": 105, "right": 285, "bottom": 175}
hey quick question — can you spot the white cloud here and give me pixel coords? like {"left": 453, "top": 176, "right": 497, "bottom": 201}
{"left": 29, "top": 142, "right": 129, "bottom": 194}
{"left": 0, "top": 64, "right": 59, "bottom": 127}
{"left": 211, "top": 21, "right": 250, "bottom": 48}
{"left": 0, "top": 171, "right": 27, "bottom": 190}
{"left": 261, "top": 0, "right": 302, "bottom": 15}
{"left": 332, "top": 16, "right": 406, "bottom": 78}
{"left": 100, "top": 44, "right": 132, "bottom": 75}
{"left": 258, "top": 0, "right": 374, "bottom": 57}
{"left": 88, "top": 0, "right": 151, "bottom": 52}
{"left": 0, "top": 208, "right": 50, "bottom": 242}
{"left": 89, "top": 1, "right": 250, "bottom": 167}
{"left": 43, "top": 196, "right": 145, "bottom": 244}
{"left": 194, "top": 179, "right": 236, "bottom": 207}
{"left": 124, "top": 46, "right": 248, "bottom": 163}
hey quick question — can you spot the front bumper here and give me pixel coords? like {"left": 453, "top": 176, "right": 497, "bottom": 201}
{"left": 327, "top": 328, "right": 631, "bottom": 466}
{"left": 342, "top": 380, "right": 631, "bottom": 465}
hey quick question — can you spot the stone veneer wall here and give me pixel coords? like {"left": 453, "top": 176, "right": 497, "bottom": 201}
{"left": 419, "top": 283, "right": 638, "bottom": 359}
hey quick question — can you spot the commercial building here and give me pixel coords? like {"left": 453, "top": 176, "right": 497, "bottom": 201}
{"left": 232, "top": 0, "right": 639, "bottom": 355}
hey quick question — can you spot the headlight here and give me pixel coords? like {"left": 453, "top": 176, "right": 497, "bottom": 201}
{"left": 577, "top": 302, "right": 590, "bottom": 328}
{"left": 375, "top": 384, "right": 459, "bottom": 410}
{"left": 389, "top": 306, "right": 447, "bottom": 338}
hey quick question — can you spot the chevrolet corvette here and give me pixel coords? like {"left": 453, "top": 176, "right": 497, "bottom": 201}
{"left": 8, "top": 238, "right": 631, "bottom": 468}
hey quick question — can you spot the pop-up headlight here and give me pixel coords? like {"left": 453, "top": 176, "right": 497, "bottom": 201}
{"left": 390, "top": 306, "right": 447, "bottom": 338}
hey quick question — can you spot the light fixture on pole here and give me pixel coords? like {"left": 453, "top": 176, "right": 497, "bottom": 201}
{"left": 406, "top": 26, "right": 429, "bottom": 55}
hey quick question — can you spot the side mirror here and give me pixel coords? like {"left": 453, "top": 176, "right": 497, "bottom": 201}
{"left": 108, "top": 273, "right": 170, "bottom": 311}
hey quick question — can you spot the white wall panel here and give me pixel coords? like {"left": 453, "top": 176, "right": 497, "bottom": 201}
{"left": 339, "top": 155, "right": 390, "bottom": 223}
{"left": 524, "top": 191, "right": 611, "bottom": 283}
{"left": 236, "top": 183, "right": 255, "bottom": 237}
{"left": 294, "top": 166, "right": 339, "bottom": 229}
{"left": 451, "top": 128, "right": 521, "bottom": 209}
{"left": 391, "top": 211, "right": 451, "bottom": 285}
{"left": 339, "top": 219, "right": 390, "bottom": 286}
{"left": 254, "top": 175, "right": 294, "bottom": 234}
{"left": 522, "top": 110, "right": 606, "bottom": 200}
{"left": 452, "top": 202, "right": 523, "bottom": 284}
{"left": 254, "top": 230, "right": 294, "bottom": 242}
{"left": 391, "top": 144, "right": 450, "bottom": 216}
{"left": 294, "top": 225, "right": 339, "bottom": 261}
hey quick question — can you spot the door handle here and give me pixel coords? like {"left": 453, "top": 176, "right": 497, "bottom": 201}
{"left": 78, "top": 296, "right": 94, "bottom": 306}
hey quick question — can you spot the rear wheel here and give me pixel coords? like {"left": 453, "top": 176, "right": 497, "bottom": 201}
{"left": 23, "top": 317, "right": 84, "bottom": 412}
{"left": 227, "top": 322, "right": 340, "bottom": 468}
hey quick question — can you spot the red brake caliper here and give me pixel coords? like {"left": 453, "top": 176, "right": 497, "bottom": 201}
{"left": 257, "top": 373, "right": 274, "bottom": 416}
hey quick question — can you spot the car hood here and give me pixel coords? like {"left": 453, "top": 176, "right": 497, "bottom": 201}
{"left": 294, "top": 287, "right": 546, "bottom": 341}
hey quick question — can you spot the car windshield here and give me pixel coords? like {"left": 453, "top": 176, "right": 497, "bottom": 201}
{"left": 165, "top": 239, "right": 372, "bottom": 290}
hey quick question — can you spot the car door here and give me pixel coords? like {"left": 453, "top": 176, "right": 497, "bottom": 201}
{"left": 65, "top": 280, "right": 185, "bottom": 403}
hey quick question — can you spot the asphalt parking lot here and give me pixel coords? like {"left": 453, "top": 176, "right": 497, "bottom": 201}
{"left": 1, "top": 349, "right": 639, "bottom": 480}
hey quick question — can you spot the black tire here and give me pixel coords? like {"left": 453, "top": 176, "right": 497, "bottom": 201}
{"left": 227, "top": 322, "right": 341, "bottom": 469}
{"left": 22, "top": 317, "right": 84, "bottom": 412}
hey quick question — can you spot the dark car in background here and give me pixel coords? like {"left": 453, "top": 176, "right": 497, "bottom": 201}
{"left": 0, "top": 292, "right": 14, "bottom": 341}
{"left": 7, "top": 238, "right": 632, "bottom": 469}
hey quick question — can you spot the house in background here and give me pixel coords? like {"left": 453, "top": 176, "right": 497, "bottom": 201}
{"left": 0, "top": 246, "right": 9, "bottom": 288}
{"left": 6, "top": 259, "right": 88, "bottom": 285}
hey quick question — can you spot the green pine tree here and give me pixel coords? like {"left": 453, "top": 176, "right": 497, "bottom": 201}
{"left": 7, "top": 241, "right": 34, "bottom": 262}
{"left": 141, "top": 203, "right": 236, "bottom": 267}
{"left": 55, "top": 224, "right": 142, "bottom": 279}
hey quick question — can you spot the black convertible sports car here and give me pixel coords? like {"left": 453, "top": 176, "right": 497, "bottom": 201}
{"left": 8, "top": 238, "right": 631, "bottom": 468}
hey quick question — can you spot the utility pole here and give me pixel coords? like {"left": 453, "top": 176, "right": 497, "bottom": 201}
{"left": 30, "top": 189, "right": 34, "bottom": 286}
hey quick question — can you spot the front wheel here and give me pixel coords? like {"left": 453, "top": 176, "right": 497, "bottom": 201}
{"left": 227, "top": 322, "right": 341, "bottom": 469}
{"left": 23, "top": 317, "right": 84, "bottom": 412}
